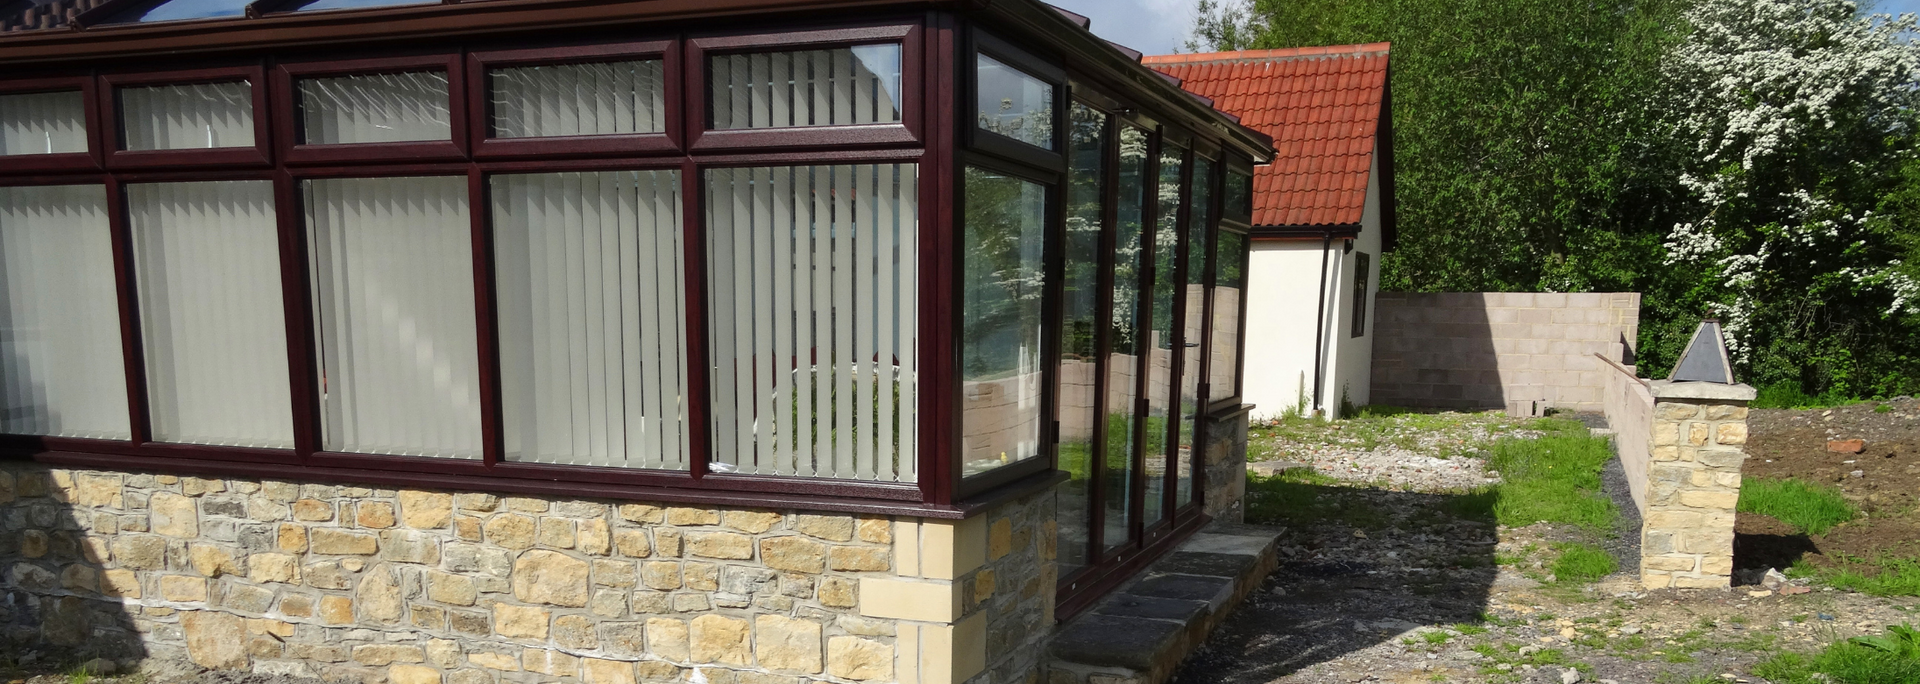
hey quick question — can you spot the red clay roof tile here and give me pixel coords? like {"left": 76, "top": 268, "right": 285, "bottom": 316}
{"left": 1147, "top": 43, "right": 1389, "bottom": 227}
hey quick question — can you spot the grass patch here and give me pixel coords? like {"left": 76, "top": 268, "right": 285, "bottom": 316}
{"left": 1807, "top": 556, "right": 1920, "bottom": 597}
{"left": 1739, "top": 478, "right": 1857, "bottom": 535}
{"left": 1478, "top": 419, "right": 1620, "bottom": 530}
{"left": 1753, "top": 623, "right": 1920, "bottom": 684}
{"left": 1752, "top": 382, "right": 1867, "bottom": 410}
{"left": 1551, "top": 543, "right": 1617, "bottom": 583}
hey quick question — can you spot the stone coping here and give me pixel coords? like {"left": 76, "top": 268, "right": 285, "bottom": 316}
{"left": 1047, "top": 525, "right": 1280, "bottom": 684}
{"left": 1647, "top": 380, "right": 1757, "bottom": 402}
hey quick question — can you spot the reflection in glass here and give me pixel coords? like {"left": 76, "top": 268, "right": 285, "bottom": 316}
{"left": 705, "top": 164, "right": 921, "bottom": 482}
{"left": 1177, "top": 155, "right": 1215, "bottom": 508}
{"left": 105, "top": 0, "right": 251, "bottom": 24}
{"left": 976, "top": 53, "right": 1053, "bottom": 149}
{"left": 710, "top": 45, "right": 902, "bottom": 129}
{"left": 1105, "top": 125, "right": 1150, "bottom": 551}
{"left": 1209, "top": 231, "right": 1247, "bottom": 401}
{"left": 306, "top": 176, "right": 480, "bottom": 459}
{"left": 1225, "top": 167, "right": 1253, "bottom": 220}
{"left": 0, "top": 185, "right": 130, "bottom": 439}
{"left": 492, "top": 61, "right": 667, "bottom": 138}
{"left": 298, "top": 71, "right": 451, "bottom": 145}
{"left": 493, "top": 171, "right": 689, "bottom": 471}
{"left": 0, "top": 91, "right": 87, "bottom": 156}
{"left": 129, "top": 181, "right": 293, "bottom": 448}
{"left": 1144, "top": 141, "right": 1185, "bottom": 525}
{"left": 961, "top": 167, "right": 1047, "bottom": 478}
{"left": 1058, "top": 104, "right": 1106, "bottom": 574}
{"left": 120, "top": 81, "right": 255, "bottom": 151}
{"left": 280, "top": 0, "right": 434, "bottom": 12}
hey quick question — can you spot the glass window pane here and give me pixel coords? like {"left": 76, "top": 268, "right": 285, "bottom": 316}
{"left": 120, "top": 81, "right": 254, "bottom": 151}
{"left": 1058, "top": 103, "right": 1105, "bottom": 573}
{"left": 710, "top": 45, "right": 902, "bottom": 130}
{"left": 491, "top": 61, "right": 667, "bottom": 138}
{"left": 706, "top": 164, "right": 920, "bottom": 482}
{"left": 1105, "top": 125, "right": 1149, "bottom": 550}
{"left": 0, "top": 185, "right": 130, "bottom": 439}
{"left": 1352, "top": 252, "right": 1372, "bottom": 338}
{"left": 962, "top": 166, "right": 1046, "bottom": 478}
{"left": 305, "top": 176, "right": 480, "bottom": 458}
{"left": 1178, "top": 156, "right": 1215, "bottom": 508}
{"left": 1209, "top": 231, "right": 1247, "bottom": 401}
{"left": 1145, "top": 142, "right": 1185, "bottom": 524}
{"left": 298, "top": 71, "right": 451, "bottom": 145}
{"left": 130, "top": 181, "right": 292, "bottom": 448}
{"left": 105, "top": 0, "right": 250, "bottom": 24}
{"left": 0, "top": 91, "right": 87, "bottom": 156}
{"left": 976, "top": 53, "right": 1053, "bottom": 150}
{"left": 1225, "top": 167, "right": 1252, "bottom": 221}
{"left": 492, "top": 171, "right": 689, "bottom": 470}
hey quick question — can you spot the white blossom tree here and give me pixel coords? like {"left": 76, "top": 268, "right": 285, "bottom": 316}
{"left": 1660, "top": 0, "right": 1920, "bottom": 389}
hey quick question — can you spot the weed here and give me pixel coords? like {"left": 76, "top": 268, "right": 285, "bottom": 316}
{"left": 1752, "top": 623, "right": 1920, "bottom": 684}
{"left": 1550, "top": 542, "right": 1616, "bottom": 583}
{"left": 1877, "top": 403, "right": 1895, "bottom": 413}
{"left": 1739, "top": 477, "right": 1858, "bottom": 535}
{"left": 66, "top": 663, "right": 92, "bottom": 684}
{"left": 1455, "top": 623, "right": 1489, "bottom": 636}
{"left": 1422, "top": 630, "right": 1454, "bottom": 645}
{"left": 1484, "top": 423, "right": 1620, "bottom": 530}
{"left": 1819, "top": 556, "right": 1920, "bottom": 597}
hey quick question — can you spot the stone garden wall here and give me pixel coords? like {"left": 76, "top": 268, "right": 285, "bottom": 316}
{"left": 0, "top": 462, "right": 1056, "bottom": 684}
{"left": 1636, "top": 382, "right": 1754, "bottom": 590}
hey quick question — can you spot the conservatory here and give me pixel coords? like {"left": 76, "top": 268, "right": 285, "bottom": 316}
{"left": 0, "top": 0, "right": 1270, "bottom": 681}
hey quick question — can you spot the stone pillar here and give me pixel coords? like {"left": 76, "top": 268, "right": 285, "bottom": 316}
{"left": 1639, "top": 380, "right": 1755, "bottom": 589}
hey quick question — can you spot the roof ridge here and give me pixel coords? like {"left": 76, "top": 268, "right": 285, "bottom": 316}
{"left": 1141, "top": 43, "right": 1390, "bottom": 66}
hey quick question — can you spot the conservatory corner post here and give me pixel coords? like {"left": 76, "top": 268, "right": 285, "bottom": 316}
{"left": 1640, "top": 381, "right": 1755, "bottom": 590}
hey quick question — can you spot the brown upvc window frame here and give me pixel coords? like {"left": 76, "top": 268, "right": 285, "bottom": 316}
{"left": 0, "top": 75, "right": 103, "bottom": 173}
{"left": 1208, "top": 154, "right": 1253, "bottom": 414}
{"left": 100, "top": 65, "right": 273, "bottom": 170}
{"left": 686, "top": 23, "right": 924, "bottom": 153}
{"left": 467, "top": 40, "right": 682, "bottom": 160}
{"left": 274, "top": 53, "right": 469, "bottom": 165}
{"left": 965, "top": 28, "right": 1065, "bottom": 174}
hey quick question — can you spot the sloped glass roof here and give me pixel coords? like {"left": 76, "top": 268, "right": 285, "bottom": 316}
{"left": 275, "top": 0, "right": 432, "bottom": 12}
{"left": 104, "top": 0, "right": 248, "bottom": 23}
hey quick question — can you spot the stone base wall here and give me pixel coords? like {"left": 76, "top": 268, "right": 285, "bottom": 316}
{"left": 1637, "top": 383, "right": 1753, "bottom": 590}
{"left": 0, "top": 461, "right": 1054, "bottom": 684}
{"left": 1203, "top": 410, "right": 1249, "bottom": 524}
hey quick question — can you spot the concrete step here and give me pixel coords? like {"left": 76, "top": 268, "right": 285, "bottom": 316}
{"left": 1047, "top": 524, "right": 1280, "bottom": 684}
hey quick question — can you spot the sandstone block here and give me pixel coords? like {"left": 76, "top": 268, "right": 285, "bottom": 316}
{"left": 755, "top": 614, "right": 822, "bottom": 674}
{"left": 359, "top": 564, "right": 405, "bottom": 624}
{"left": 1686, "top": 421, "right": 1709, "bottom": 446}
{"left": 151, "top": 492, "right": 199, "bottom": 538}
{"left": 492, "top": 603, "right": 550, "bottom": 639}
{"left": 467, "top": 652, "right": 520, "bottom": 672}
{"left": 523, "top": 649, "right": 579, "bottom": 677}
{"left": 401, "top": 490, "right": 455, "bottom": 529}
{"left": 593, "top": 559, "right": 637, "bottom": 588}
{"left": 538, "top": 518, "right": 577, "bottom": 549}
{"left": 188, "top": 543, "right": 240, "bottom": 577}
{"left": 988, "top": 518, "right": 1012, "bottom": 560}
{"left": 615, "top": 529, "right": 653, "bottom": 558}
{"left": 856, "top": 517, "right": 891, "bottom": 544}
{"left": 826, "top": 636, "right": 892, "bottom": 680}
{"left": 1678, "top": 490, "right": 1739, "bottom": 510}
{"left": 291, "top": 499, "right": 333, "bottom": 522}
{"left": 101, "top": 568, "right": 140, "bottom": 598}
{"left": 320, "top": 596, "right": 354, "bottom": 624}
{"left": 1656, "top": 402, "right": 1701, "bottom": 420}
{"left": 1643, "top": 555, "right": 1697, "bottom": 572}
{"left": 666, "top": 507, "right": 719, "bottom": 526}
{"left": 485, "top": 515, "right": 537, "bottom": 550}
{"left": 1652, "top": 421, "right": 1679, "bottom": 447}
{"left": 690, "top": 614, "right": 751, "bottom": 665}
{"left": 723, "top": 510, "right": 782, "bottom": 534}
{"left": 642, "top": 561, "right": 682, "bottom": 590}
{"left": 182, "top": 610, "right": 248, "bottom": 669}
{"left": 829, "top": 546, "right": 890, "bottom": 572}
{"left": 353, "top": 644, "right": 426, "bottom": 666}
{"left": 512, "top": 549, "right": 591, "bottom": 607}
{"left": 456, "top": 493, "right": 500, "bottom": 512}
{"left": 430, "top": 571, "right": 478, "bottom": 606}
{"left": 579, "top": 519, "right": 611, "bottom": 556}
{"left": 794, "top": 514, "right": 853, "bottom": 541}
{"left": 113, "top": 535, "right": 167, "bottom": 570}
{"left": 311, "top": 529, "right": 378, "bottom": 555}
{"left": 389, "top": 665, "right": 441, "bottom": 684}
{"left": 760, "top": 536, "right": 826, "bottom": 573}
{"left": 381, "top": 530, "right": 441, "bottom": 564}
{"left": 601, "top": 621, "right": 647, "bottom": 656}
{"left": 656, "top": 529, "right": 682, "bottom": 557}
{"left": 686, "top": 531, "right": 754, "bottom": 560}
{"left": 817, "top": 577, "right": 856, "bottom": 608}
{"left": 648, "top": 617, "right": 690, "bottom": 661}
{"left": 357, "top": 501, "right": 397, "bottom": 529}
{"left": 618, "top": 504, "right": 664, "bottom": 524}
{"left": 554, "top": 614, "right": 599, "bottom": 649}
{"left": 279, "top": 524, "right": 308, "bottom": 552}
{"left": 1716, "top": 423, "right": 1748, "bottom": 445}
{"left": 583, "top": 659, "right": 636, "bottom": 684}
{"left": 58, "top": 565, "right": 96, "bottom": 592}
{"left": 249, "top": 553, "right": 301, "bottom": 584}
{"left": 1697, "top": 449, "right": 1746, "bottom": 468}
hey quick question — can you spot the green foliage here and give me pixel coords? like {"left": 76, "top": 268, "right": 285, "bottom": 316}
{"left": 1753, "top": 382, "right": 1870, "bottom": 410}
{"left": 1816, "top": 557, "right": 1920, "bottom": 597}
{"left": 1551, "top": 542, "right": 1618, "bottom": 583}
{"left": 1482, "top": 424, "right": 1621, "bottom": 530}
{"left": 1753, "top": 623, "right": 1920, "bottom": 684}
{"left": 1737, "top": 478, "right": 1857, "bottom": 536}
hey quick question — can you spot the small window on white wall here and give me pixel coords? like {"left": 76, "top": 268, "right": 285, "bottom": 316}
{"left": 1352, "top": 252, "right": 1371, "bottom": 338}
{"left": 130, "top": 181, "right": 293, "bottom": 448}
{"left": 0, "top": 185, "right": 131, "bottom": 439}
{"left": 119, "top": 81, "right": 255, "bottom": 150}
{"left": 0, "top": 91, "right": 88, "bottom": 156}
{"left": 306, "top": 176, "right": 481, "bottom": 458}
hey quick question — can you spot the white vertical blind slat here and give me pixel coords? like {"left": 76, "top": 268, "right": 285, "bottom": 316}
{"left": 0, "top": 91, "right": 87, "bottom": 156}
{"left": 0, "top": 185, "right": 129, "bottom": 439}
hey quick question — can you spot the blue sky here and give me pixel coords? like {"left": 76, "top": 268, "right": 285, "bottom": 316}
{"left": 1047, "top": 0, "right": 1920, "bottom": 58}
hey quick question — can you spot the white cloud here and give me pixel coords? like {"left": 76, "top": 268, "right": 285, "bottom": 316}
{"left": 1044, "top": 0, "right": 1201, "bottom": 57}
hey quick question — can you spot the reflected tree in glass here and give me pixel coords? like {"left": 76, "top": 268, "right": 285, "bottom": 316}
{"left": 961, "top": 167, "right": 1047, "bottom": 478}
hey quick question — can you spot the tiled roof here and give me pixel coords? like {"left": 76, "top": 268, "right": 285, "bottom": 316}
{"left": 1144, "top": 44, "right": 1390, "bottom": 228}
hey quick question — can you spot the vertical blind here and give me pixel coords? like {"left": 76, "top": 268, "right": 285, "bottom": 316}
{"left": 490, "top": 61, "right": 667, "bottom": 138}
{"left": 706, "top": 164, "right": 919, "bottom": 481}
{"left": 129, "top": 181, "right": 294, "bottom": 448}
{"left": 0, "top": 185, "right": 130, "bottom": 439}
{"left": 709, "top": 45, "right": 902, "bottom": 130}
{"left": 120, "top": 81, "right": 255, "bottom": 151}
{"left": 306, "top": 176, "right": 481, "bottom": 458}
{"left": 0, "top": 91, "right": 88, "bottom": 156}
{"left": 298, "top": 71, "right": 452, "bottom": 145}
{"left": 492, "top": 171, "right": 690, "bottom": 470}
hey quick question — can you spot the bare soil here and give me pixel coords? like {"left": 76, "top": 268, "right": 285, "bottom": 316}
{"left": 1739, "top": 397, "right": 1920, "bottom": 571}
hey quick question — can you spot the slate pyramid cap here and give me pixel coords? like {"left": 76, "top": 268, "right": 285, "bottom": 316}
{"left": 1670, "top": 319, "right": 1735, "bottom": 384}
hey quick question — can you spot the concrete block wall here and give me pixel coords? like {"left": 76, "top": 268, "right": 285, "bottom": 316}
{"left": 1370, "top": 292, "right": 1641, "bottom": 413}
